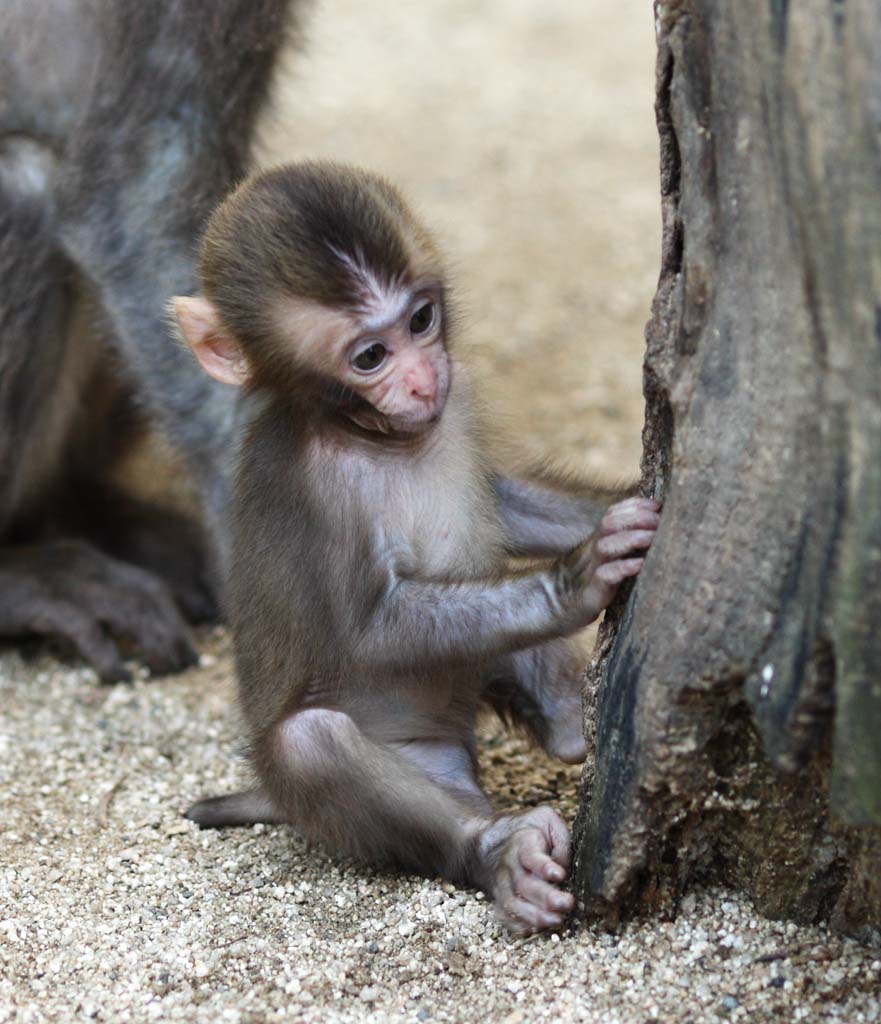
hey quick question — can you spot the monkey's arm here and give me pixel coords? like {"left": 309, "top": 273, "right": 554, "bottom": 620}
{"left": 355, "top": 497, "right": 658, "bottom": 670}
{"left": 491, "top": 472, "right": 638, "bottom": 558}
{"left": 363, "top": 568, "right": 579, "bottom": 668}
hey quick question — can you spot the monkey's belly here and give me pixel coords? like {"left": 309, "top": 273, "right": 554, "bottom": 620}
{"left": 340, "top": 668, "right": 481, "bottom": 745}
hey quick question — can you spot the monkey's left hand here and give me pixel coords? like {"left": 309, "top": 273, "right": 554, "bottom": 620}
{"left": 554, "top": 496, "right": 661, "bottom": 630}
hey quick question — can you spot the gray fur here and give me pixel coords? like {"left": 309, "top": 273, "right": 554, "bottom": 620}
{"left": 0, "top": 0, "right": 300, "bottom": 679}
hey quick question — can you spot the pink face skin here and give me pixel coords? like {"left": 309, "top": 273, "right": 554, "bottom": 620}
{"left": 342, "top": 289, "right": 451, "bottom": 437}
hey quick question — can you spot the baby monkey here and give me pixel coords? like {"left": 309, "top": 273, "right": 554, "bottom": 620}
{"left": 174, "top": 162, "right": 659, "bottom": 934}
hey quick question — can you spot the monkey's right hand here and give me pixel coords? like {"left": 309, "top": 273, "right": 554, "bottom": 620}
{"left": 551, "top": 496, "right": 661, "bottom": 630}
{"left": 0, "top": 540, "right": 199, "bottom": 683}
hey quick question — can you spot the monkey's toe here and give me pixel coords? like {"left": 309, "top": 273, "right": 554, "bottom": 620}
{"left": 545, "top": 729, "right": 587, "bottom": 765}
{"left": 489, "top": 807, "right": 574, "bottom": 934}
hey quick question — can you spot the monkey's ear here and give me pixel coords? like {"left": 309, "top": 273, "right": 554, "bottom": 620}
{"left": 172, "top": 295, "right": 249, "bottom": 387}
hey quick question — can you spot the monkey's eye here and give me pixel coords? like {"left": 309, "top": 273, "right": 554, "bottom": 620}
{"left": 409, "top": 303, "right": 435, "bottom": 335}
{"left": 352, "top": 342, "right": 388, "bottom": 373}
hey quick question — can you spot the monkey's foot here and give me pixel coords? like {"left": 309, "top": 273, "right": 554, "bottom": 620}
{"left": 543, "top": 701, "right": 588, "bottom": 765}
{"left": 186, "top": 787, "right": 287, "bottom": 828}
{"left": 113, "top": 514, "right": 220, "bottom": 626}
{"left": 0, "top": 539, "right": 199, "bottom": 682}
{"left": 70, "top": 485, "right": 222, "bottom": 626}
{"left": 481, "top": 806, "right": 575, "bottom": 934}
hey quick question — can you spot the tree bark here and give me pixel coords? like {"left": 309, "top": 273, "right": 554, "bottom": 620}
{"left": 573, "top": 0, "right": 881, "bottom": 939}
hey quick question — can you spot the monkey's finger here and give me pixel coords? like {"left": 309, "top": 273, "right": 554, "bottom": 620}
{"left": 595, "top": 529, "right": 657, "bottom": 561}
{"left": 593, "top": 558, "right": 645, "bottom": 587}
{"left": 514, "top": 871, "right": 575, "bottom": 915}
{"left": 600, "top": 498, "right": 661, "bottom": 536}
{"left": 25, "top": 602, "right": 131, "bottom": 683}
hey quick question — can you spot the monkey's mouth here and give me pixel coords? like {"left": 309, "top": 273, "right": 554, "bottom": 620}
{"left": 338, "top": 376, "right": 448, "bottom": 438}
{"left": 386, "top": 399, "right": 448, "bottom": 436}
{"left": 344, "top": 403, "right": 444, "bottom": 440}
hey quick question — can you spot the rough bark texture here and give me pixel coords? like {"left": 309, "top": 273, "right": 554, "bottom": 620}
{"left": 573, "top": 0, "right": 881, "bottom": 939}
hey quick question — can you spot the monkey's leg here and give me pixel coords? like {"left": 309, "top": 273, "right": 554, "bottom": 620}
{"left": 491, "top": 474, "right": 645, "bottom": 557}
{"left": 0, "top": 157, "right": 71, "bottom": 528}
{"left": 190, "top": 708, "right": 575, "bottom": 932}
{"left": 483, "top": 639, "right": 587, "bottom": 764}
{"left": 187, "top": 739, "right": 487, "bottom": 831}
{"left": 57, "top": 200, "right": 237, "bottom": 580}
{"left": 0, "top": 168, "right": 200, "bottom": 681}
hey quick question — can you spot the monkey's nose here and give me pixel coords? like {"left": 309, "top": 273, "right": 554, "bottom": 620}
{"left": 405, "top": 366, "right": 437, "bottom": 401}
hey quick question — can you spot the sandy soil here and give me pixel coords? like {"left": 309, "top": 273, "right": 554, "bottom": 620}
{"left": 1, "top": 2, "right": 880, "bottom": 1022}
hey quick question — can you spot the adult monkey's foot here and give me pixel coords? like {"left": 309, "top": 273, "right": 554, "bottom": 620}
{"left": 479, "top": 805, "right": 575, "bottom": 934}
{"left": 66, "top": 482, "right": 222, "bottom": 627}
{"left": 0, "top": 539, "right": 199, "bottom": 682}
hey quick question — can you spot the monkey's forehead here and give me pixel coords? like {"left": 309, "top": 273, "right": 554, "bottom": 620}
{"left": 248, "top": 166, "right": 417, "bottom": 277}
{"left": 324, "top": 245, "right": 408, "bottom": 313}
{"left": 276, "top": 235, "right": 440, "bottom": 323}
{"left": 273, "top": 293, "right": 375, "bottom": 371}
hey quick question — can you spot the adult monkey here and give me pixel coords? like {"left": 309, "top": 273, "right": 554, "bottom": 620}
{"left": 0, "top": 0, "right": 300, "bottom": 680}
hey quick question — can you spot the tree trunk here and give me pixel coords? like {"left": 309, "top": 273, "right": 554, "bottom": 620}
{"left": 573, "top": 0, "right": 881, "bottom": 940}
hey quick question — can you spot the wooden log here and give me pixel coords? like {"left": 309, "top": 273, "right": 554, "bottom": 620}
{"left": 572, "top": 0, "right": 881, "bottom": 939}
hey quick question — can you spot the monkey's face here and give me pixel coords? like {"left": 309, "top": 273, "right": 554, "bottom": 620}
{"left": 342, "top": 289, "right": 450, "bottom": 436}
{"left": 273, "top": 282, "right": 451, "bottom": 437}
{"left": 175, "top": 281, "right": 451, "bottom": 440}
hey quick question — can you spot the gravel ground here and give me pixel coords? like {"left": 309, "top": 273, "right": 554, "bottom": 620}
{"left": 2, "top": 2, "right": 880, "bottom": 1022}
{"left": 2, "top": 642, "right": 880, "bottom": 1024}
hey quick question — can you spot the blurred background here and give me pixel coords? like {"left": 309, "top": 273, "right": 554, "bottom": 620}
{"left": 260, "top": 0, "right": 660, "bottom": 477}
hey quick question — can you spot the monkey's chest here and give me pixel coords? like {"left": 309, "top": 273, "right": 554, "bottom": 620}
{"left": 381, "top": 474, "right": 501, "bottom": 576}
{"left": 316, "top": 438, "right": 505, "bottom": 575}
